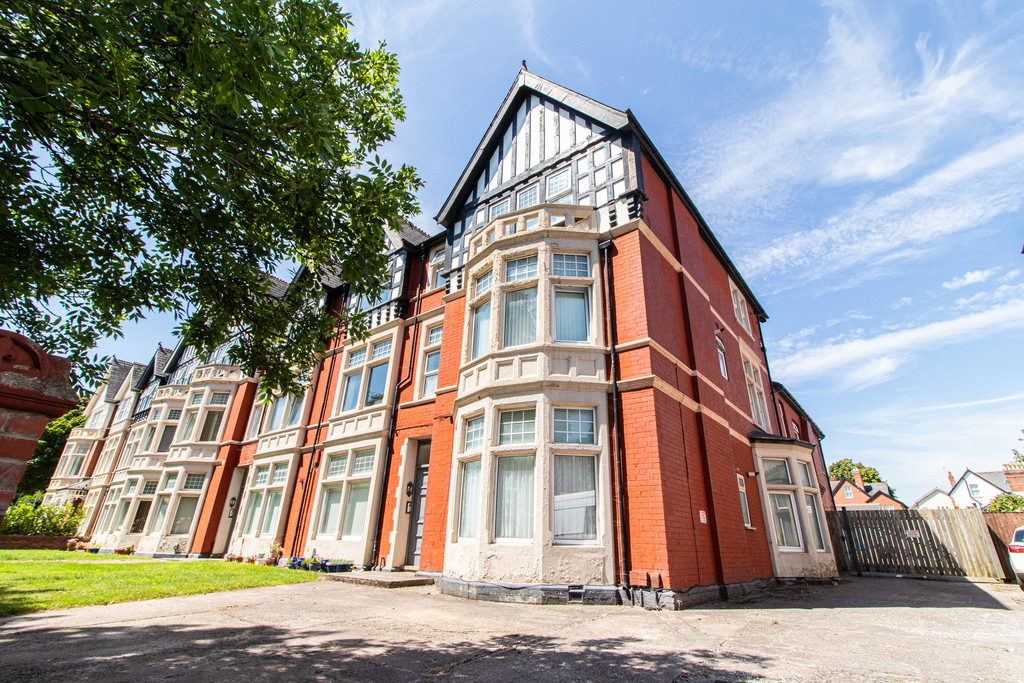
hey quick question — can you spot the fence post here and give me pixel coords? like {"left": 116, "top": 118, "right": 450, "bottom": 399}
{"left": 841, "top": 507, "right": 861, "bottom": 577}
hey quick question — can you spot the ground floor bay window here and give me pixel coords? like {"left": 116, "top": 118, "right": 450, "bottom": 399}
{"left": 445, "top": 394, "right": 614, "bottom": 586}
{"left": 750, "top": 437, "right": 837, "bottom": 579}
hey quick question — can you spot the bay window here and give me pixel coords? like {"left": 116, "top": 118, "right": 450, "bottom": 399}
{"left": 240, "top": 463, "right": 287, "bottom": 538}
{"left": 338, "top": 339, "right": 392, "bottom": 413}
{"left": 553, "top": 408, "right": 595, "bottom": 444}
{"left": 315, "top": 448, "right": 376, "bottom": 541}
{"left": 197, "top": 409, "right": 224, "bottom": 442}
{"left": 769, "top": 493, "right": 801, "bottom": 549}
{"left": 498, "top": 409, "right": 535, "bottom": 445}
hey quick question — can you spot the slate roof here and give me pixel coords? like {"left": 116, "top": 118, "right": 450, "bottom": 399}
{"left": 268, "top": 275, "right": 290, "bottom": 300}
{"left": 975, "top": 471, "right": 1011, "bottom": 492}
{"left": 771, "top": 382, "right": 825, "bottom": 439}
{"left": 864, "top": 482, "right": 891, "bottom": 497}
{"left": 103, "top": 359, "right": 138, "bottom": 403}
{"left": 153, "top": 345, "right": 174, "bottom": 376}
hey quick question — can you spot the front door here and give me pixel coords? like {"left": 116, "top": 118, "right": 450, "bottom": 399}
{"left": 405, "top": 442, "right": 431, "bottom": 567}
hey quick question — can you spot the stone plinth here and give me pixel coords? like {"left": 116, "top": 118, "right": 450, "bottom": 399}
{"left": 0, "top": 330, "right": 78, "bottom": 524}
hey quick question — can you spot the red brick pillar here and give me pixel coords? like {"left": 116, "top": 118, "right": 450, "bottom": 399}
{"left": 0, "top": 330, "right": 78, "bottom": 524}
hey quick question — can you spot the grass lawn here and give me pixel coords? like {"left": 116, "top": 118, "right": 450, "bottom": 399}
{"left": 0, "top": 550, "right": 318, "bottom": 617}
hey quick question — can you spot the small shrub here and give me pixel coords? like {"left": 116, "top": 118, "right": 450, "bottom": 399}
{"left": 0, "top": 496, "right": 85, "bottom": 535}
{"left": 986, "top": 493, "right": 1024, "bottom": 512}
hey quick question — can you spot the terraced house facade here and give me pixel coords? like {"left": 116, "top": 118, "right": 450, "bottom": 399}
{"left": 45, "top": 70, "right": 837, "bottom": 607}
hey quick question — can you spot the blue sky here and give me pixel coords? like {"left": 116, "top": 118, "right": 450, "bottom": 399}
{"left": 98, "top": 0, "right": 1024, "bottom": 504}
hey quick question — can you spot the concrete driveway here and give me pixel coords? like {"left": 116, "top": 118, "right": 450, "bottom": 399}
{"left": 1, "top": 575, "right": 1021, "bottom": 681}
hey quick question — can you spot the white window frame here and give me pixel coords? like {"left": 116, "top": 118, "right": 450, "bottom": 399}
{"left": 419, "top": 322, "right": 443, "bottom": 399}
{"left": 546, "top": 167, "right": 571, "bottom": 201}
{"left": 489, "top": 198, "right": 511, "bottom": 220}
{"left": 337, "top": 336, "right": 393, "bottom": 414}
{"left": 553, "top": 286, "right": 590, "bottom": 343}
{"left": 743, "top": 358, "right": 770, "bottom": 429}
{"left": 240, "top": 462, "right": 288, "bottom": 539}
{"left": 517, "top": 183, "right": 539, "bottom": 210}
{"left": 731, "top": 283, "right": 752, "bottom": 335}
{"left": 312, "top": 446, "right": 376, "bottom": 541}
{"left": 717, "top": 338, "right": 728, "bottom": 379}
{"left": 428, "top": 245, "right": 447, "bottom": 289}
{"left": 738, "top": 474, "right": 751, "bottom": 527}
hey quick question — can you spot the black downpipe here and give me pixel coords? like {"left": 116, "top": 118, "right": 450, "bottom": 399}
{"left": 370, "top": 245, "right": 427, "bottom": 569}
{"left": 599, "top": 239, "right": 630, "bottom": 590}
{"left": 287, "top": 320, "right": 340, "bottom": 557}
{"left": 757, "top": 318, "right": 784, "bottom": 436}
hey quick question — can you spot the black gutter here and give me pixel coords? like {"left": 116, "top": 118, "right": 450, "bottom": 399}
{"left": 599, "top": 239, "right": 630, "bottom": 590}
{"left": 370, "top": 244, "right": 428, "bottom": 569}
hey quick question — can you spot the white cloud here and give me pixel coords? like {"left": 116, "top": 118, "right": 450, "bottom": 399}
{"left": 772, "top": 295, "right": 1024, "bottom": 388}
{"left": 891, "top": 296, "right": 914, "bottom": 309}
{"left": 738, "top": 130, "right": 1024, "bottom": 282}
{"left": 942, "top": 267, "right": 999, "bottom": 289}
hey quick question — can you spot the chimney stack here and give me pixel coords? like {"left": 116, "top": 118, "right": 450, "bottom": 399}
{"left": 947, "top": 470, "right": 957, "bottom": 490}
{"left": 1004, "top": 463, "right": 1024, "bottom": 493}
{"left": 852, "top": 468, "right": 864, "bottom": 489}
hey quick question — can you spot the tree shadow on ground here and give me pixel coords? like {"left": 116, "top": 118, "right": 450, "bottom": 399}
{"left": 714, "top": 574, "right": 1011, "bottom": 611}
{"left": 0, "top": 621, "right": 769, "bottom": 682}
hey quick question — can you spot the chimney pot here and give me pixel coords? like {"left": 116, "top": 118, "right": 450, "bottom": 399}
{"left": 947, "top": 471, "right": 957, "bottom": 489}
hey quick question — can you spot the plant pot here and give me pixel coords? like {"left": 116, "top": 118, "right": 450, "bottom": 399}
{"left": 87, "top": 548, "right": 99, "bottom": 553}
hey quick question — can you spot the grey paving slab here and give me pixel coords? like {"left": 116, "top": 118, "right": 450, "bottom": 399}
{"left": 1, "top": 576, "right": 1022, "bottom": 681}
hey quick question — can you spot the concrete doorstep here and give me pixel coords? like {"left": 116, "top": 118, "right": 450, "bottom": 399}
{"left": 317, "top": 570, "right": 435, "bottom": 588}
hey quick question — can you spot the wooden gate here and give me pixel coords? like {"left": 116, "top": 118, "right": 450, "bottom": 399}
{"left": 826, "top": 508, "right": 1004, "bottom": 580}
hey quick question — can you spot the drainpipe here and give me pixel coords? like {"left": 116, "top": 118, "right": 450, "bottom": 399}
{"left": 286, "top": 300, "right": 337, "bottom": 557}
{"left": 370, "top": 244, "right": 427, "bottom": 569}
{"left": 599, "top": 239, "right": 630, "bottom": 591}
{"left": 757, "top": 318, "right": 784, "bottom": 436}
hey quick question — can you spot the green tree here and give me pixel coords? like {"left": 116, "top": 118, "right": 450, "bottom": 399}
{"left": 986, "top": 493, "right": 1024, "bottom": 513}
{"left": 1012, "top": 429, "right": 1024, "bottom": 466}
{"left": 16, "top": 403, "right": 85, "bottom": 496}
{"left": 0, "top": 0, "right": 420, "bottom": 394}
{"left": 827, "top": 458, "right": 882, "bottom": 484}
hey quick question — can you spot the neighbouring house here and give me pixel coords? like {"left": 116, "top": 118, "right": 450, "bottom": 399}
{"left": 44, "top": 69, "right": 838, "bottom": 607}
{"left": 830, "top": 468, "right": 906, "bottom": 511}
{"left": 914, "top": 468, "right": 1023, "bottom": 509}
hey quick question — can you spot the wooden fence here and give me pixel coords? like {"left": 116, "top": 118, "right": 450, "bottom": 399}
{"left": 826, "top": 508, "right": 1005, "bottom": 580}
{"left": 982, "top": 511, "right": 1024, "bottom": 581}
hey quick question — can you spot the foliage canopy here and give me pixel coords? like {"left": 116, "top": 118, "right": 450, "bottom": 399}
{"left": 827, "top": 458, "right": 883, "bottom": 484}
{"left": 985, "top": 493, "right": 1024, "bottom": 513}
{"left": 0, "top": 493, "right": 85, "bottom": 535}
{"left": 0, "top": 0, "right": 420, "bottom": 393}
{"left": 16, "top": 403, "right": 85, "bottom": 496}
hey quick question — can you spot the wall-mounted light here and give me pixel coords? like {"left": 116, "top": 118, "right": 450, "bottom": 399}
{"left": 747, "top": 472, "right": 756, "bottom": 478}
{"left": 406, "top": 482, "right": 414, "bottom": 497}
{"left": 714, "top": 327, "right": 726, "bottom": 335}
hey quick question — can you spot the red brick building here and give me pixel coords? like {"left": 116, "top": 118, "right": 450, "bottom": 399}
{"left": 46, "top": 70, "right": 837, "bottom": 607}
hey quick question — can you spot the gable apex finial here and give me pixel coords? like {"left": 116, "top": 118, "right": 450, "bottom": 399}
{"left": 521, "top": 59, "right": 528, "bottom": 71}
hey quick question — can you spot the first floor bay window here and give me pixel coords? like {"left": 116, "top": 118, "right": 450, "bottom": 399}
{"left": 494, "top": 455, "right": 534, "bottom": 540}
{"left": 503, "top": 287, "right": 537, "bottom": 347}
{"left": 553, "top": 455, "right": 596, "bottom": 543}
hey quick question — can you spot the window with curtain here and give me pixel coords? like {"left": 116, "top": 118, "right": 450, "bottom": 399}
{"left": 494, "top": 455, "right": 534, "bottom": 540}
{"left": 805, "top": 493, "right": 825, "bottom": 550}
{"left": 341, "top": 372, "right": 362, "bottom": 412}
{"left": 471, "top": 301, "right": 491, "bottom": 359}
{"left": 241, "top": 490, "right": 264, "bottom": 535}
{"left": 769, "top": 493, "right": 801, "bottom": 549}
{"left": 149, "top": 495, "right": 169, "bottom": 534}
{"left": 197, "top": 410, "right": 224, "bottom": 441}
{"left": 169, "top": 496, "right": 199, "bottom": 535}
{"left": 260, "top": 490, "right": 283, "bottom": 536}
{"left": 553, "top": 455, "right": 596, "bottom": 543}
{"left": 341, "top": 482, "right": 370, "bottom": 539}
{"left": 317, "top": 487, "right": 343, "bottom": 536}
{"left": 458, "top": 460, "right": 481, "bottom": 539}
{"left": 763, "top": 459, "right": 791, "bottom": 485}
{"left": 503, "top": 287, "right": 537, "bottom": 347}
{"left": 554, "top": 288, "right": 589, "bottom": 342}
